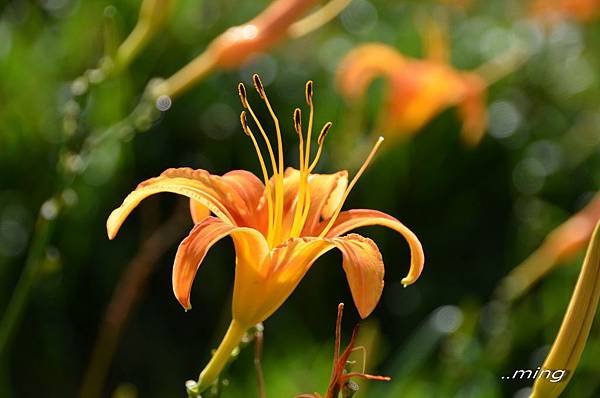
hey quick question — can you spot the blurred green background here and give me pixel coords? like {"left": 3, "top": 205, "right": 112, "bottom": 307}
{"left": 2, "top": 0, "right": 600, "bottom": 397}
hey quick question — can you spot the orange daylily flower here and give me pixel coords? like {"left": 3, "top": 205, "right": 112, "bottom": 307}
{"left": 107, "top": 75, "right": 424, "bottom": 393}
{"left": 336, "top": 40, "right": 487, "bottom": 146}
{"left": 531, "top": 0, "right": 600, "bottom": 24}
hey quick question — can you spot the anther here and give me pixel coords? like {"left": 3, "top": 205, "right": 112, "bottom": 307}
{"left": 305, "top": 81, "right": 313, "bottom": 105}
{"left": 240, "top": 111, "right": 251, "bottom": 136}
{"left": 318, "top": 122, "right": 332, "bottom": 145}
{"left": 238, "top": 83, "right": 248, "bottom": 108}
{"left": 294, "top": 108, "right": 302, "bottom": 134}
{"left": 252, "top": 74, "right": 265, "bottom": 99}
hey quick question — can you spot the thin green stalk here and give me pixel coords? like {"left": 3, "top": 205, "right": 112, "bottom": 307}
{"left": 0, "top": 201, "right": 60, "bottom": 358}
{"left": 0, "top": 0, "right": 170, "bottom": 367}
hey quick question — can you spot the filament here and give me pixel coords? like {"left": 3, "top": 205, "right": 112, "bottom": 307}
{"left": 304, "top": 81, "right": 314, "bottom": 171}
{"left": 290, "top": 108, "right": 308, "bottom": 237}
{"left": 319, "top": 137, "right": 385, "bottom": 238}
{"left": 308, "top": 122, "right": 332, "bottom": 172}
{"left": 251, "top": 74, "right": 285, "bottom": 245}
{"left": 240, "top": 111, "right": 275, "bottom": 245}
{"left": 290, "top": 82, "right": 318, "bottom": 237}
{"left": 238, "top": 83, "right": 279, "bottom": 181}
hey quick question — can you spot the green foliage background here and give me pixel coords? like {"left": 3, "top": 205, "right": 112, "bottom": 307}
{"left": 2, "top": 0, "right": 600, "bottom": 397}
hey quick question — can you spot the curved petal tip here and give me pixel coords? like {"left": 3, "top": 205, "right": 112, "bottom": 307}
{"left": 400, "top": 246, "right": 425, "bottom": 287}
{"left": 106, "top": 208, "right": 124, "bottom": 240}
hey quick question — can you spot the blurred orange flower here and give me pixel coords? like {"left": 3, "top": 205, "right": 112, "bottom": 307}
{"left": 154, "top": 0, "right": 351, "bottom": 99}
{"left": 107, "top": 75, "right": 424, "bottom": 392}
{"left": 336, "top": 31, "right": 488, "bottom": 146}
{"left": 531, "top": 0, "right": 600, "bottom": 23}
{"left": 498, "top": 193, "right": 600, "bottom": 301}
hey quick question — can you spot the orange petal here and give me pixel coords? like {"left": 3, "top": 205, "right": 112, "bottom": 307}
{"left": 336, "top": 43, "right": 406, "bottom": 102}
{"left": 384, "top": 62, "right": 463, "bottom": 136}
{"left": 457, "top": 73, "right": 488, "bottom": 146}
{"left": 107, "top": 168, "right": 265, "bottom": 240}
{"left": 307, "top": 171, "right": 349, "bottom": 232}
{"left": 320, "top": 209, "right": 425, "bottom": 286}
{"left": 190, "top": 200, "right": 211, "bottom": 224}
{"left": 221, "top": 170, "right": 266, "bottom": 212}
{"left": 331, "top": 234, "right": 384, "bottom": 318}
{"left": 199, "top": 170, "right": 266, "bottom": 230}
{"left": 173, "top": 216, "right": 269, "bottom": 310}
{"left": 278, "top": 168, "right": 349, "bottom": 235}
{"left": 233, "top": 236, "right": 333, "bottom": 326}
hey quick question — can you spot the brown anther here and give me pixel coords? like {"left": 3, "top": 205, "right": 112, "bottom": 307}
{"left": 318, "top": 122, "right": 332, "bottom": 145}
{"left": 238, "top": 83, "right": 248, "bottom": 108}
{"left": 253, "top": 74, "right": 265, "bottom": 99}
{"left": 294, "top": 108, "right": 302, "bottom": 134}
{"left": 305, "top": 80, "right": 313, "bottom": 105}
{"left": 240, "top": 111, "right": 251, "bottom": 136}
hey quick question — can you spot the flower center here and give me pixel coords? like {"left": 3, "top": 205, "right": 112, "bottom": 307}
{"left": 238, "top": 74, "right": 384, "bottom": 248}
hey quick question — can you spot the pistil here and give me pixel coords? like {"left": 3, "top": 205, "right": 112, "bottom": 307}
{"left": 319, "top": 137, "right": 385, "bottom": 238}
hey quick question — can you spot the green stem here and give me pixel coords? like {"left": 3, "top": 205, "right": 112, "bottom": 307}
{"left": 194, "top": 320, "right": 247, "bottom": 394}
{"left": 0, "top": 202, "right": 60, "bottom": 358}
{"left": 114, "top": 23, "right": 152, "bottom": 73}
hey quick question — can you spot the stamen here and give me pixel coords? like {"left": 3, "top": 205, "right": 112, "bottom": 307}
{"left": 294, "top": 108, "right": 302, "bottom": 134}
{"left": 240, "top": 111, "right": 275, "bottom": 244}
{"left": 253, "top": 74, "right": 266, "bottom": 99}
{"left": 252, "top": 74, "right": 283, "bottom": 176}
{"left": 298, "top": 186, "right": 312, "bottom": 234}
{"left": 295, "top": 121, "right": 333, "bottom": 234}
{"left": 304, "top": 81, "right": 314, "bottom": 171}
{"left": 305, "top": 80, "right": 313, "bottom": 106}
{"left": 252, "top": 74, "right": 285, "bottom": 244}
{"left": 238, "top": 83, "right": 249, "bottom": 108}
{"left": 290, "top": 108, "right": 308, "bottom": 237}
{"left": 318, "top": 122, "right": 332, "bottom": 146}
{"left": 319, "top": 137, "right": 385, "bottom": 238}
{"left": 238, "top": 82, "right": 279, "bottom": 183}
{"left": 308, "top": 122, "right": 332, "bottom": 172}
{"left": 289, "top": 81, "right": 316, "bottom": 237}
{"left": 240, "top": 110, "right": 251, "bottom": 136}
{"left": 294, "top": 108, "right": 305, "bottom": 170}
